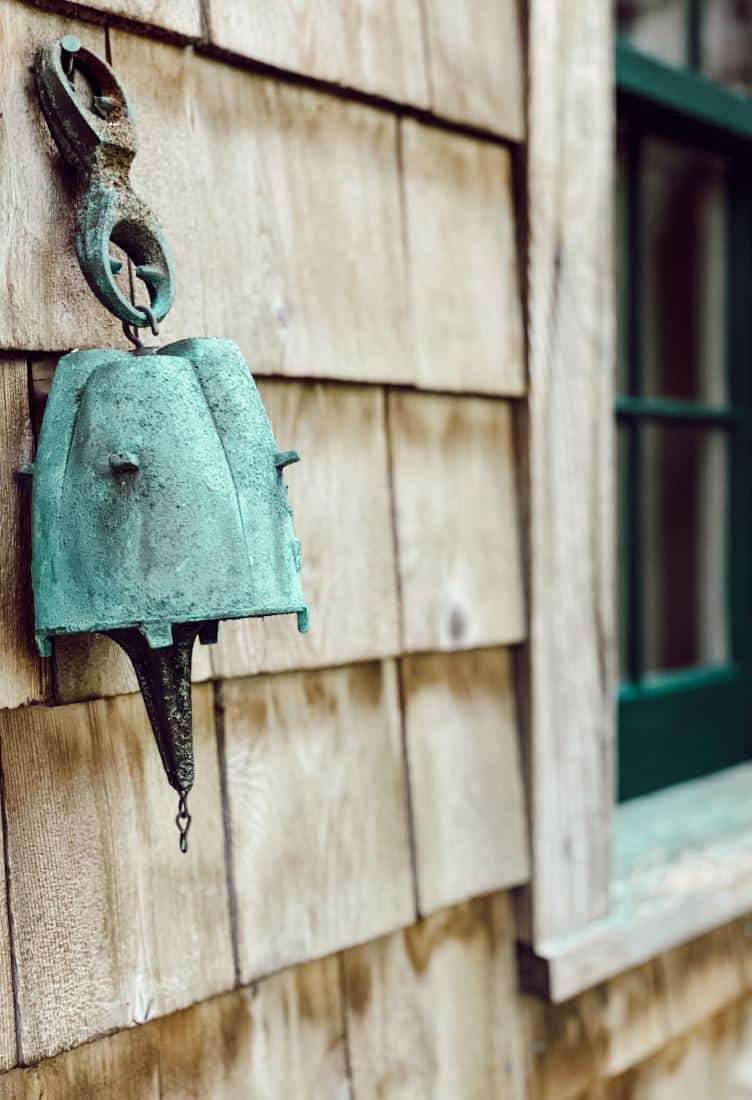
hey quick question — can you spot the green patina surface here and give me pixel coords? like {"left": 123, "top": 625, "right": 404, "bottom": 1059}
{"left": 32, "top": 337, "right": 308, "bottom": 655}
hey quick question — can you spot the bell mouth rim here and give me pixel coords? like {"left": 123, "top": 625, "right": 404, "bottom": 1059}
{"left": 35, "top": 602, "right": 309, "bottom": 650}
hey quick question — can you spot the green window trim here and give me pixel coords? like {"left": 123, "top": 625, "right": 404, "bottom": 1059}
{"left": 616, "top": 43, "right": 752, "bottom": 141}
{"left": 616, "top": 26, "right": 752, "bottom": 802}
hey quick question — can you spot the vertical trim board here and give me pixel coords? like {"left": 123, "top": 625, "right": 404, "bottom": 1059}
{"left": 524, "top": 0, "right": 617, "bottom": 941}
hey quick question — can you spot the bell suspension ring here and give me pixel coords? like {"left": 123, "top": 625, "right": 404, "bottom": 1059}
{"left": 35, "top": 35, "right": 176, "bottom": 335}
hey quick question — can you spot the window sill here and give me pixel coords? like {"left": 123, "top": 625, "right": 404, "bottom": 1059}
{"left": 518, "top": 761, "right": 752, "bottom": 1002}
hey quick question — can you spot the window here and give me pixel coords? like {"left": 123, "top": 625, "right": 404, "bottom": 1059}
{"left": 616, "top": 2, "right": 752, "bottom": 800}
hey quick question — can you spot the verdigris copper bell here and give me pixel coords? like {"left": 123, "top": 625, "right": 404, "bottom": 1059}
{"left": 30, "top": 338, "right": 308, "bottom": 847}
{"left": 31, "top": 37, "right": 308, "bottom": 851}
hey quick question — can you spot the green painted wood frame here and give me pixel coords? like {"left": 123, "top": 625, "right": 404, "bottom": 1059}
{"left": 616, "top": 10, "right": 752, "bottom": 801}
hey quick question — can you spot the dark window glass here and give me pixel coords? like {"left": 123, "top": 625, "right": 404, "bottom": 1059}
{"left": 641, "top": 138, "right": 728, "bottom": 405}
{"left": 641, "top": 424, "right": 728, "bottom": 672}
{"left": 703, "top": 0, "right": 752, "bottom": 91}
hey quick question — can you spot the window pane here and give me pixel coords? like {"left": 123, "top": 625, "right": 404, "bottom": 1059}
{"left": 641, "top": 138, "right": 728, "bottom": 405}
{"left": 642, "top": 424, "right": 728, "bottom": 672}
{"left": 615, "top": 0, "right": 686, "bottom": 66}
{"left": 703, "top": 0, "right": 752, "bottom": 92}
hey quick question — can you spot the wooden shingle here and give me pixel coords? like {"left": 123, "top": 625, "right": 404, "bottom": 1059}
{"left": 401, "top": 122, "right": 525, "bottom": 397}
{"left": 343, "top": 894, "right": 526, "bottom": 1100}
{"left": 0, "top": 956, "right": 347, "bottom": 1098}
{"left": 108, "top": 38, "right": 414, "bottom": 386}
{"left": 0, "top": 686, "right": 233, "bottom": 1062}
{"left": 402, "top": 648, "right": 529, "bottom": 915}
{"left": 205, "top": 0, "right": 429, "bottom": 108}
{"left": 389, "top": 392, "right": 526, "bottom": 653}
{"left": 421, "top": 0, "right": 525, "bottom": 138}
{"left": 221, "top": 661, "right": 415, "bottom": 982}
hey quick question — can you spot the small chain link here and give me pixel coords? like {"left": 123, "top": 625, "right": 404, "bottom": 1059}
{"left": 175, "top": 789, "right": 192, "bottom": 854}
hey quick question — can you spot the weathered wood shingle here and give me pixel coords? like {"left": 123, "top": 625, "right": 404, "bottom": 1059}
{"left": 205, "top": 0, "right": 429, "bottom": 108}
{"left": 0, "top": 686, "right": 232, "bottom": 1062}
{"left": 421, "top": 0, "right": 525, "bottom": 137}
{"left": 0, "top": 956, "right": 347, "bottom": 1097}
{"left": 221, "top": 661, "right": 415, "bottom": 983}
{"left": 401, "top": 121, "right": 525, "bottom": 396}
{"left": 109, "top": 36, "right": 414, "bottom": 386}
{"left": 343, "top": 894, "right": 527, "bottom": 1100}
{"left": 402, "top": 647, "right": 529, "bottom": 915}
{"left": 389, "top": 392, "right": 526, "bottom": 653}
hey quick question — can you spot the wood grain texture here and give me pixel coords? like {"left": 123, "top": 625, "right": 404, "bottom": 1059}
{"left": 659, "top": 925, "right": 746, "bottom": 1041}
{"left": 528, "top": 960, "right": 672, "bottom": 1092}
{"left": 343, "top": 893, "right": 526, "bottom": 1100}
{"left": 155, "top": 957, "right": 348, "bottom": 1099}
{"left": 72, "top": 0, "right": 199, "bottom": 38}
{"left": 190, "top": 56, "right": 413, "bottom": 385}
{"left": 593, "top": 963, "right": 670, "bottom": 1080}
{"left": 0, "top": 1024, "right": 158, "bottom": 1099}
{"left": 731, "top": 919, "right": 752, "bottom": 993}
{"left": 401, "top": 121, "right": 525, "bottom": 396}
{"left": 421, "top": 0, "right": 525, "bottom": 137}
{"left": 389, "top": 391, "right": 526, "bottom": 653}
{"left": 524, "top": 974, "right": 666, "bottom": 1100}
{"left": 524, "top": 992, "right": 603, "bottom": 1100}
{"left": 0, "top": 806, "right": 17, "bottom": 1073}
{"left": 0, "top": 686, "right": 233, "bottom": 1062}
{"left": 523, "top": 0, "right": 616, "bottom": 942}
{"left": 731, "top": 1000, "right": 752, "bottom": 1100}
{"left": 0, "top": 5, "right": 121, "bottom": 352}
{"left": 606, "top": 1009, "right": 746, "bottom": 1100}
{"left": 0, "top": 359, "right": 49, "bottom": 710}
{"left": 402, "top": 648, "right": 529, "bottom": 915}
{"left": 524, "top": 919, "right": 752, "bottom": 1100}
{"left": 0, "top": 956, "right": 347, "bottom": 1098}
{"left": 205, "top": 0, "right": 429, "bottom": 107}
{"left": 211, "top": 381, "right": 400, "bottom": 679}
{"left": 108, "top": 38, "right": 414, "bottom": 385}
{"left": 221, "top": 661, "right": 414, "bottom": 983}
